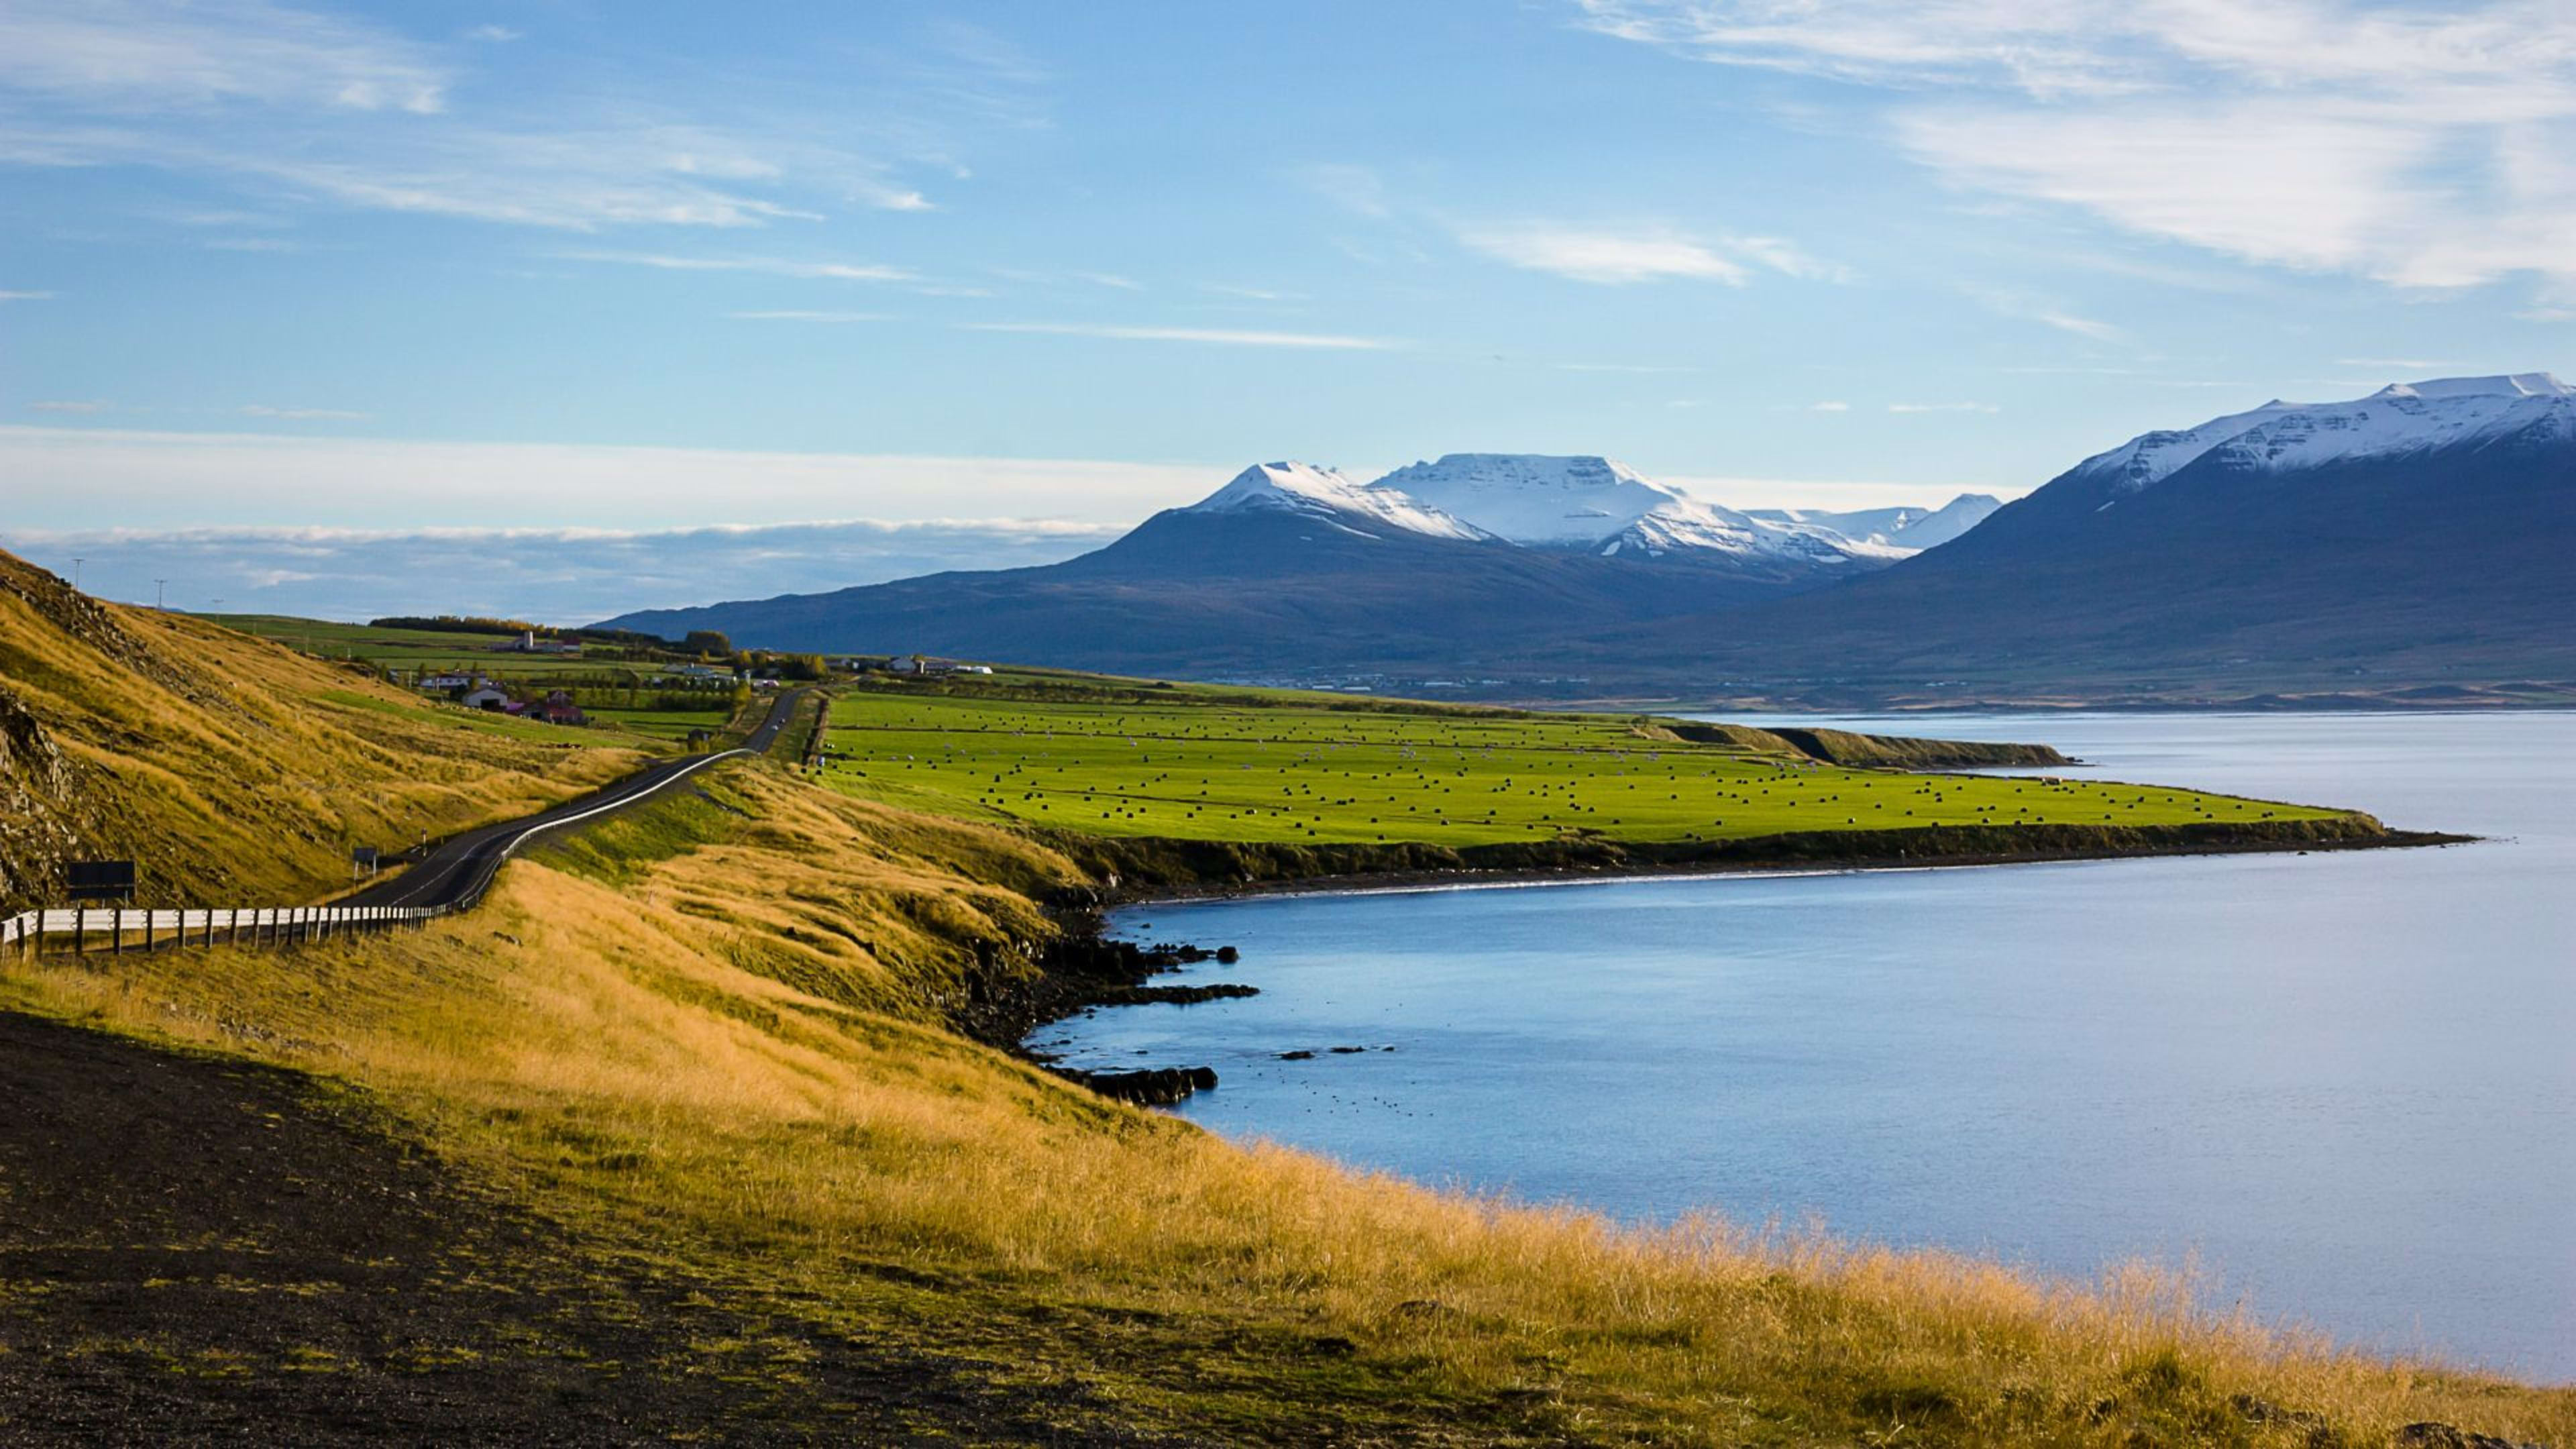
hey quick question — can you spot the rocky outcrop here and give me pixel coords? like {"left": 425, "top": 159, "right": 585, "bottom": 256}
{"left": 1056, "top": 1065, "right": 1217, "bottom": 1106}
{"left": 0, "top": 683, "right": 99, "bottom": 912}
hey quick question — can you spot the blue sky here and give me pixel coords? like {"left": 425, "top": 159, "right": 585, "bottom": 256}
{"left": 3, "top": 0, "right": 2569, "bottom": 617}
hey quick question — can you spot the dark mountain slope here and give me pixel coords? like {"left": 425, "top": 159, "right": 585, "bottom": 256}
{"left": 1582, "top": 409, "right": 2576, "bottom": 695}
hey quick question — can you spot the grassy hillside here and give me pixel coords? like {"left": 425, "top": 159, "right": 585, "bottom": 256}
{"left": 818, "top": 686, "right": 2349, "bottom": 850}
{"left": 2, "top": 765, "right": 2565, "bottom": 1444}
{"left": 0, "top": 551, "right": 653, "bottom": 912}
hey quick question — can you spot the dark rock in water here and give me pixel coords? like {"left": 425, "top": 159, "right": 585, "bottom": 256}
{"left": 1059, "top": 1065, "right": 1217, "bottom": 1106}
{"left": 1215, "top": 945, "right": 1240, "bottom": 964}
{"left": 1277, "top": 1050, "right": 1314, "bottom": 1061}
{"left": 1088, "top": 982, "right": 1260, "bottom": 1007}
{"left": 1328, "top": 1045, "right": 1367, "bottom": 1055}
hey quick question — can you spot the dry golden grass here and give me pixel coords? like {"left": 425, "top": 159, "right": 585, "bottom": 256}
{"left": 9, "top": 765, "right": 2567, "bottom": 1446}
{"left": 0, "top": 550, "right": 649, "bottom": 909}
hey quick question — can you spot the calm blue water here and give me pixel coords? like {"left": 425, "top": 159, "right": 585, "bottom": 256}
{"left": 1034, "top": 712, "right": 2576, "bottom": 1380}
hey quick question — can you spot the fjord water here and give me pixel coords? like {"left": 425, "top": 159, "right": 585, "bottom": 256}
{"left": 1038, "top": 713, "right": 2576, "bottom": 1379}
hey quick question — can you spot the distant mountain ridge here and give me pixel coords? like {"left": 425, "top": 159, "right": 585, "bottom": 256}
{"left": 596, "top": 455, "right": 1982, "bottom": 672}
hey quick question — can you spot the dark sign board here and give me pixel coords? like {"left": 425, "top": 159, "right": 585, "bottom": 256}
{"left": 66, "top": 861, "right": 137, "bottom": 902}
{"left": 351, "top": 847, "right": 380, "bottom": 867}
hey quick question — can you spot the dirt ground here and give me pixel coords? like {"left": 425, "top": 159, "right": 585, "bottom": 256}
{"left": 0, "top": 1010, "right": 1187, "bottom": 1446}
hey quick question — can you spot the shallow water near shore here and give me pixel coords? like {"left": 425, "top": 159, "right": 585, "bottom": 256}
{"left": 1036, "top": 712, "right": 2576, "bottom": 1380}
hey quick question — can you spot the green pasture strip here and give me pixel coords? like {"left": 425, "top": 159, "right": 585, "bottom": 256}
{"left": 818, "top": 689, "right": 2341, "bottom": 847}
{"left": 204, "top": 614, "right": 707, "bottom": 687}
{"left": 314, "top": 688, "right": 669, "bottom": 750}
{"left": 586, "top": 704, "right": 736, "bottom": 742}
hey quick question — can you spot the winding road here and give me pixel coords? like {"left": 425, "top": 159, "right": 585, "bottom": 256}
{"left": 344, "top": 687, "right": 808, "bottom": 912}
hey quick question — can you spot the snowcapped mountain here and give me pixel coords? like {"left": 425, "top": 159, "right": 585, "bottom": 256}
{"left": 1362, "top": 454, "right": 1679, "bottom": 545}
{"left": 1746, "top": 494, "right": 2002, "bottom": 552}
{"left": 1358, "top": 453, "right": 1904, "bottom": 564}
{"left": 1601, "top": 371, "right": 2576, "bottom": 698}
{"left": 2070, "top": 373, "right": 2576, "bottom": 495}
{"left": 1185, "top": 461, "right": 1492, "bottom": 541}
{"left": 599, "top": 454, "right": 1924, "bottom": 673}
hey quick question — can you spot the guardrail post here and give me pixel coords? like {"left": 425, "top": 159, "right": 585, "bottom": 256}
{"left": 111, "top": 906, "right": 123, "bottom": 956}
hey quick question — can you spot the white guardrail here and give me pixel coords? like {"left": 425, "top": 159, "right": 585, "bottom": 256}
{"left": 1, "top": 902, "right": 441, "bottom": 955}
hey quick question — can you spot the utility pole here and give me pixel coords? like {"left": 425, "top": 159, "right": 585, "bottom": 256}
{"left": 154, "top": 579, "right": 166, "bottom": 610}
{"left": 70, "top": 557, "right": 83, "bottom": 590}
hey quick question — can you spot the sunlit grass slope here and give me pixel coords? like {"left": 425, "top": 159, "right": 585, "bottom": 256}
{"left": 6, "top": 765, "right": 2563, "bottom": 1445}
{"left": 819, "top": 688, "right": 2347, "bottom": 847}
{"left": 0, "top": 550, "right": 652, "bottom": 910}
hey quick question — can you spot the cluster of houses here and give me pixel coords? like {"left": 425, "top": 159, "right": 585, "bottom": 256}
{"left": 415, "top": 674, "right": 588, "bottom": 725}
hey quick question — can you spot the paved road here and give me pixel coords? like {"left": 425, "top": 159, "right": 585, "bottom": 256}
{"left": 344, "top": 687, "right": 808, "bottom": 912}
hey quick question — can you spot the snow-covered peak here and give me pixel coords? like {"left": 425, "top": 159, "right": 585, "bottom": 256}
{"left": 1185, "top": 462, "right": 1491, "bottom": 541}
{"left": 1365, "top": 454, "right": 1684, "bottom": 546}
{"left": 1364, "top": 452, "right": 1896, "bottom": 564}
{"left": 2071, "top": 372, "right": 2576, "bottom": 492}
{"left": 2367, "top": 373, "right": 2572, "bottom": 402}
{"left": 1744, "top": 494, "right": 2002, "bottom": 553}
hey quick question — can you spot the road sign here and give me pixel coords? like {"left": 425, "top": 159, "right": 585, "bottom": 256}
{"left": 66, "top": 861, "right": 136, "bottom": 903}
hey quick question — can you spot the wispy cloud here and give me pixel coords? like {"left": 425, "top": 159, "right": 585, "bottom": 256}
{"left": 726, "top": 310, "right": 890, "bottom": 323}
{"left": 1301, "top": 162, "right": 1393, "bottom": 219}
{"left": 1458, "top": 222, "right": 1848, "bottom": 286}
{"left": 1460, "top": 224, "right": 1750, "bottom": 284}
{"left": 962, "top": 321, "right": 1401, "bottom": 350}
{"left": 0, "top": 1, "right": 1008, "bottom": 230}
{"left": 2337, "top": 356, "right": 2457, "bottom": 371}
{"left": 1969, "top": 286, "right": 2129, "bottom": 342}
{"left": 1809, "top": 400, "right": 1851, "bottom": 412}
{"left": 1582, "top": 0, "right": 2576, "bottom": 292}
{"left": 560, "top": 250, "right": 914, "bottom": 282}
{"left": 2028, "top": 310, "right": 2125, "bottom": 342}
{"left": 462, "top": 24, "right": 521, "bottom": 44}
{"left": 240, "top": 404, "right": 368, "bottom": 420}
{"left": 0, "top": 0, "right": 448, "bottom": 113}
{"left": 28, "top": 399, "right": 105, "bottom": 413}
{"left": 989, "top": 266, "right": 1145, "bottom": 292}
{"left": 0, "top": 289, "right": 55, "bottom": 301}
{"left": 1889, "top": 401, "right": 2002, "bottom": 414}
{"left": 1199, "top": 282, "right": 1302, "bottom": 303}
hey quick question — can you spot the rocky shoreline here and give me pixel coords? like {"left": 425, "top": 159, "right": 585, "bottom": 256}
{"left": 975, "top": 814, "right": 2467, "bottom": 1108}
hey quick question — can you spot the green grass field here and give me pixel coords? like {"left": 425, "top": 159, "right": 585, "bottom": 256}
{"left": 818, "top": 688, "right": 2341, "bottom": 847}
{"left": 209, "top": 614, "right": 739, "bottom": 743}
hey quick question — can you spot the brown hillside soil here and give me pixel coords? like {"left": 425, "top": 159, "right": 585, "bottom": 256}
{"left": 0, "top": 1010, "right": 1185, "bottom": 1447}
